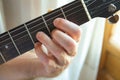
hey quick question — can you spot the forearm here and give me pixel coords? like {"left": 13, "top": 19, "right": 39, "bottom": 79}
{"left": 0, "top": 61, "right": 29, "bottom": 80}
{"left": 0, "top": 52, "right": 41, "bottom": 80}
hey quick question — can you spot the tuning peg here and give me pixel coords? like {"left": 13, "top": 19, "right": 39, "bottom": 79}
{"left": 108, "top": 14, "right": 119, "bottom": 24}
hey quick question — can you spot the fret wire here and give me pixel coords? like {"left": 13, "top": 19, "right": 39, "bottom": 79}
{"left": 26, "top": 1, "right": 79, "bottom": 26}
{"left": 0, "top": 31, "right": 25, "bottom": 44}
{"left": 29, "top": 4, "right": 82, "bottom": 30}
{"left": 8, "top": 31, "right": 21, "bottom": 55}
{"left": 41, "top": 16, "right": 51, "bottom": 34}
{"left": 0, "top": 1, "right": 87, "bottom": 44}
{"left": 81, "top": 0, "right": 91, "bottom": 20}
{"left": 24, "top": 24, "right": 35, "bottom": 44}
{"left": 0, "top": 10, "right": 88, "bottom": 48}
{"left": 27, "top": 1, "right": 81, "bottom": 26}
{"left": 0, "top": 11, "right": 85, "bottom": 46}
{"left": 44, "top": 2, "right": 81, "bottom": 22}
{"left": 30, "top": 9, "right": 85, "bottom": 33}
{"left": 0, "top": 51, "right": 6, "bottom": 63}
{"left": 0, "top": 27, "right": 46, "bottom": 49}
{"left": 0, "top": 34, "right": 28, "bottom": 49}
{"left": 60, "top": 7, "right": 67, "bottom": 19}
{"left": 0, "top": 2, "right": 82, "bottom": 39}
{"left": 0, "top": 8, "right": 86, "bottom": 45}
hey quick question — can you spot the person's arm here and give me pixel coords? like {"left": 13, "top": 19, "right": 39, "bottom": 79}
{"left": 0, "top": 18, "right": 81, "bottom": 80}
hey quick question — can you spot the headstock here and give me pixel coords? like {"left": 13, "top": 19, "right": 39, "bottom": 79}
{"left": 85, "top": 0, "right": 120, "bottom": 23}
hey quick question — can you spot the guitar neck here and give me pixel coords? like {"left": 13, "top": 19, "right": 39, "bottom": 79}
{"left": 0, "top": 0, "right": 89, "bottom": 64}
{"left": 0, "top": 0, "right": 120, "bottom": 64}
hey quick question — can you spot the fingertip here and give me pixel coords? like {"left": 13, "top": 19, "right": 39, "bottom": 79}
{"left": 53, "top": 18, "right": 64, "bottom": 27}
{"left": 36, "top": 32, "right": 43, "bottom": 39}
{"left": 36, "top": 32, "right": 46, "bottom": 43}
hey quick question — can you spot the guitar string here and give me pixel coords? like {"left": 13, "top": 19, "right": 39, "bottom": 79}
{"left": 0, "top": 0, "right": 113, "bottom": 38}
{"left": 3, "top": 0, "right": 119, "bottom": 35}
{"left": 85, "top": 0, "right": 96, "bottom": 7}
{"left": 31, "top": 13, "right": 87, "bottom": 35}
{"left": 0, "top": 0, "right": 119, "bottom": 45}
{"left": 15, "top": 0, "right": 83, "bottom": 31}
{"left": 0, "top": 7, "right": 87, "bottom": 46}
{"left": 91, "top": 0, "right": 120, "bottom": 17}
{"left": 28, "top": 7, "right": 84, "bottom": 31}
{"left": 0, "top": 0, "right": 84, "bottom": 40}
{"left": 15, "top": 0, "right": 120, "bottom": 34}
{"left": 0, "top": 5, "right": 82, "bottom": 44}
{"left": 0, "top": 0, "right": 119, "bottom": 46}
{"left": 0, "top": 0, "right": 119, "bottom": 37}
{"left": 89, "top": 0, "right": 117, "bottom": 11}
{"left": 0, "top": 0, "right": 119, "bottom": 39}
{"left": 25, "top": 0, "right": 81, "bottom": 26}
{"left": 0, "top": 0, "right": 81, "bottom": 38}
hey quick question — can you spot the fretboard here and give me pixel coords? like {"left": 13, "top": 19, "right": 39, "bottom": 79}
{"left": 0, "top": 0, "right": 120, "bottom": 64}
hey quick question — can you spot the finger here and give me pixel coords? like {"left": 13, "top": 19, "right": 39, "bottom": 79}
{"left": 34, "top": 42, "right": 49, "bottom": 65}
{"left": 36, "top": 32, "right": 69, "bottom": 66}
{"left": 53, "top": 18, "right": 81, "bottom": 42}
{"left": 52, "top": 29, "right": 77, "bottom": 56}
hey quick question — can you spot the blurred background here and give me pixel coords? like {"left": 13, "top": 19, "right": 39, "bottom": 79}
{"left": 0, "top": 0, "right": 74, "bottom": 31}
{"left": 0, "top": 0, "right": 120, "bottom": 80}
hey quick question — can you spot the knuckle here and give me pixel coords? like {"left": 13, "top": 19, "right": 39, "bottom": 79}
{"left": 60, "top": 54, "right": 70, "bottom": 66}
{"left": 48, "top": 65, "right": 63, "bottom": 77}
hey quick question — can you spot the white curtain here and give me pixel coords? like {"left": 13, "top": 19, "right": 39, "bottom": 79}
{"left": 0, "top": 0, "right": 105, "bottom": 80}
{"left": 0, "top": 0, "right": 6, "bottom": 33}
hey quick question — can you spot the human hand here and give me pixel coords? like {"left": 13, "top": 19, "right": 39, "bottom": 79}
{"left": 0, "top": 18, "right": 81, "bottom": 80}
{"left": 34, "top": 18, "right": 81, "bottom": 77}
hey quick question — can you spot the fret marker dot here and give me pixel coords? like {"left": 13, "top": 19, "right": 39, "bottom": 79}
{"left": 5, "top": 45, "right": 8, "bottom": 49}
